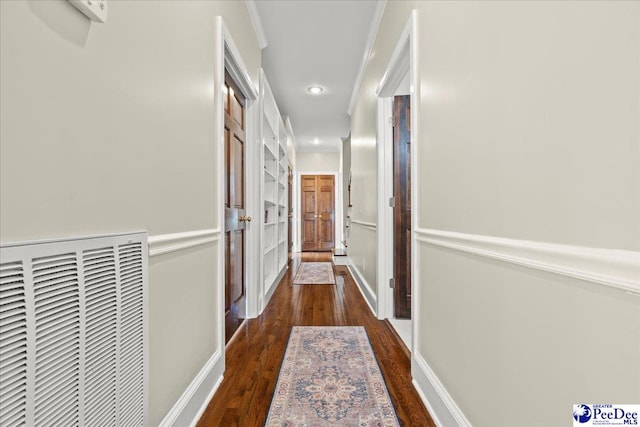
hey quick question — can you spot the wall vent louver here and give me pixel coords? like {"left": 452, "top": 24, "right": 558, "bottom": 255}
{"left": 0, "top": 232, "right": 148, "bottom": 427}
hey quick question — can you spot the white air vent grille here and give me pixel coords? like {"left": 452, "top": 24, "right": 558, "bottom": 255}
{"left": 83, "top": 247, "right": 117, "bottom": 427}
{"left": 117, "top": 242, "right": 145, "bottom": 427}
{"left": 0, "top": 232, "right": 148, "bottom": 427}
{"left": 33, "top": 252, "right": 81, "bottom": 426}
{"left": 0, "top": 261, "right": 28, "bottom": 426}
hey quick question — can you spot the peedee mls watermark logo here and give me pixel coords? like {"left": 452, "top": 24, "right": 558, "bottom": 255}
{"left": 573, "top": 404, "right": 639, "bottom": 426}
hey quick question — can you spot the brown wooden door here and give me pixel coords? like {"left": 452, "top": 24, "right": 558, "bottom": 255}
{"left": 394, "top": 95, "right": 411, "bottom": 319}
{"left": 224, "top": 72, "right": 246, "bottom": 342}
{"left": 301, "top": 175, "right": 335, "bottom": 251}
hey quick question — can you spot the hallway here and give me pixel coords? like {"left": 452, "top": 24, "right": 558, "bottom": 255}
{"left": 1, "top": 1, "right": 639, "bottom": 426}
{"left": 197, "top": 253, "right": 434, "bottom": 427}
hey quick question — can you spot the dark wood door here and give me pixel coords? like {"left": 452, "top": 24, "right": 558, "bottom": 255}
{"left": 301, "top": 175, "right": 335, "bottom": 252}
{"left": 394, "top": 95, "right": 411, "bottom": 319}
{"left": 224, "top": 72, "right": 246, "bottom": 342}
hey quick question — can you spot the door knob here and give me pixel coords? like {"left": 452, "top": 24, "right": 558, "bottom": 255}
{"left": 246, "top": 216, "right": 252, "bottom": 222}
{"left": 239, "top": 215, "right": 246, "bottom": 222}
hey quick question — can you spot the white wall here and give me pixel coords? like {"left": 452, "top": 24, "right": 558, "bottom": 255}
{"left": 296, "top": 150, "right": 340, "bottom": 172}
{"left": 0, "top": 1, "right": 261, "bottom": 425}
{"left": 351, "top": 1, "right": 640, "bottom": 426}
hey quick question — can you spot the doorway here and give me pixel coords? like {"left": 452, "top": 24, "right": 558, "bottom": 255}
{"left": 301, "top": 175, "right": 335, "bottom": 251}
{"left": 375, "top": 11, "right": 418, "bottom": 350}
{"left": 393, "top": 95, "right": 411, "bottom": 319}
{"left": 224, "top": 72, "right": 247, "bottom": 343}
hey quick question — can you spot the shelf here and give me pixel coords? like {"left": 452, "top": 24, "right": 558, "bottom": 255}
{"left": 263, "top": 168, "right": 276, "bottom": 181}
{"left": 261, "top": 69, "right": 289, "bottom": 303}
{"left": 264, "top": 142, "right": 277, "bottom": 161}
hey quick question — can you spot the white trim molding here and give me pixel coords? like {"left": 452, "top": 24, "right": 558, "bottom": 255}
{"left": 376, "top": 14, "right": 411, "bottom": 97}
{"left": 158, "top": 350, "right": 224, "bottom": 427}
{"left": 346, "top": 259, "right": 377, "bottom": 314}
{"left": 222, "top": 22, "right": 259, "bottom": 101}
{"left": 347, "top": 0, "right": 388, "bottom": 115}
{"left": 350, "top": 219, "right": 377, "bottom": 230}
{"left": 412, "top": 352, "right": 472, "bottom": 427}
{"left": 148, "top": 229, "right": 221, "bottom": 257}
{"left": 415, "top": 228, "right": 640, "bottom": 295}
{"left": 244, "top": 0, "right": 268, "bottom": 49}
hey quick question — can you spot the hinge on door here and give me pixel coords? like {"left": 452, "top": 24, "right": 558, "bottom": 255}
{"left": 389, "top": 197, "right": 395, "bottom": 208}
{"left": 389, "top": 278, "right": 395, "bottom": 289}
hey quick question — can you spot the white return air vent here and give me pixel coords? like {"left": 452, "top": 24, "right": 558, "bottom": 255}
{"left": 0, "top": 232, "right": 148, "bottom": 426}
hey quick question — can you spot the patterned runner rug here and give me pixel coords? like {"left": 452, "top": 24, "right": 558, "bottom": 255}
{"left": 293, "top": 262, "right": 335, "bottom": 285}
{"left": 265, "top": 326, "right": 400, "bottom": 426}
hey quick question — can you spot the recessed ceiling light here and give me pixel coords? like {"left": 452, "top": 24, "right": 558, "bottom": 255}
{"left": 313, "top": 138, "right": 320, "bottom": 145}
{"left": 307, "top": 86, "right": 324, "bottom": 95}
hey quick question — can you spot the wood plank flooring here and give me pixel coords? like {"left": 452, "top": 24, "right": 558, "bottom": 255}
{"left": 196, "top": 252, "right": 435, "bottom": 427}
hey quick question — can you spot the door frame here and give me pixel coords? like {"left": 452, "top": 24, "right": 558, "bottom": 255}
{"left": 375, "top": 11, "right": 419, "bottom": 342}
{"left": 214, "top": 17, "right": 259, "bottom": 354}
{"left": 295, "top": 171, "right": 343, "bottom": 253}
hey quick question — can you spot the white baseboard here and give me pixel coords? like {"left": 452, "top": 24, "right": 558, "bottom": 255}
{"left": 346, "top": 258, "right": 376, "bottom": 315}
{"left": 412, "top": 352, "right": 472, "bottom": 427}
{"left": 158, "top": 350, "right": 225, "bottom": 427}
{"left": 333, "top": 254, "right": 349, "bottom": 266}
{"left": 264, "top": 263, "right": 288, "bottom": 310}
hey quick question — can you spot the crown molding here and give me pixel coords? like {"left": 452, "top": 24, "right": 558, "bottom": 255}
{"left": 347, "top": 0, "right": 387, "bottom": 116}
{"left": 245, "top": 0, "right": 268, "bottom": 49}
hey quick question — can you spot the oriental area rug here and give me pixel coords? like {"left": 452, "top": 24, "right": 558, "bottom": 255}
{"left": 293, "top": 262, "right": 336, "bottom": 285}
{"left": 265, "top": 326, "right": 400, "bottom": 426}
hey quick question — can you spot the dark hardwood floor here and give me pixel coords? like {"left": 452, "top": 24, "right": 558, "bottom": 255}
{"left": 197, "top": 252, "right": 435, "bottom": 427}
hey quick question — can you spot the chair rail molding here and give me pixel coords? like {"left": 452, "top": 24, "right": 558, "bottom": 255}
{"left": 148, "top": 229, "right": 221, "bottom": 257}
{"left": 415, "top": 228, "right": 640, "bottom": 294}
{"left": 350, "top": 219, "right": 377, "bottom": 230}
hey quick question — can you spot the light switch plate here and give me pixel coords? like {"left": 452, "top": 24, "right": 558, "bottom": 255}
{"left": 68, "top": 0, "right": 107, "bottom": 23}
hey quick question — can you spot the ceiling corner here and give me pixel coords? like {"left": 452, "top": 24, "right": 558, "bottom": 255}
{"left": 245, "top": 0, "right": 268, "bottom": 49}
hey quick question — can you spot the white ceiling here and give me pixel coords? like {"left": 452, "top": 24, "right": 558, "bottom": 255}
{"left": 253, "top": 0, "right": 381, "bottom": 152}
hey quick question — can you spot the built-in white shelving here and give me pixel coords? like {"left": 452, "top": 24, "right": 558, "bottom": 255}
{"left": 260, "top": 70, "right": 289, "bottom": 298}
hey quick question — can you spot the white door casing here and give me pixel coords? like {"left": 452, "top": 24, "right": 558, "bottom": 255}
{"left": 375, "top": 11, "right": 419, "bottom": 348}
